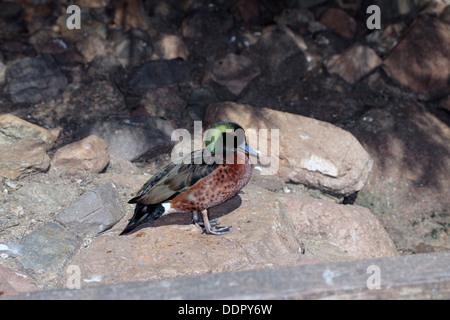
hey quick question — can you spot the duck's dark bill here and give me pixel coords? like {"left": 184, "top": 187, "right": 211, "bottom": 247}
{"left": 239, "top": 141, "right": 259, "bottom": 157}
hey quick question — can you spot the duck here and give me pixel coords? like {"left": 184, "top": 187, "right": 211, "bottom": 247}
{"left": 120, "top": 121, "right": 258, "bottom": 236}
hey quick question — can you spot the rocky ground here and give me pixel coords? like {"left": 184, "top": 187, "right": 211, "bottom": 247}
{"left": 0, "top": 0, "right": 449, "bottom": 296}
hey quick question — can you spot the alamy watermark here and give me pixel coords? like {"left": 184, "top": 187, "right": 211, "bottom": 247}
{"left": 366, "top": 5, "right": 381, "bottom": 30}
{"left": 66, "top": 5, "right": 81, "bottom": 30}
{"left": 64, "top": 4, "right": 382, "bottom": 32}
{"left": 367, "top": 264, "right": 381, "bottom": 289}
{"left": 170, "top": 121, "right": 280, "bottom": 175}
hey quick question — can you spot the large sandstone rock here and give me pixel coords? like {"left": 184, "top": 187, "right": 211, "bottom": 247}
{"left": 61, "top": 182, "right": 395, "bottom": 288}
{"left": 205, "top": 102, "right": 373, "bottom": 196}
{"left": 278, "top": 196, "right": 398, "bottom": 260}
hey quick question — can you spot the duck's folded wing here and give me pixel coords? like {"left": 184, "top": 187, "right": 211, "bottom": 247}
{"left": 129, "top": 149, "right": 219, "bottom": 205}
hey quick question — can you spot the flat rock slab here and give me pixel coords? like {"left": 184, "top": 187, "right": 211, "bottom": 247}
{"left": 205, "top": 102, "right": 373, "bottom": 196}
{"left": 17, "top": 222, "right": 81, "bottom": 284}
{"left": 56, "top": 183, "right": 126, "bottom": 237}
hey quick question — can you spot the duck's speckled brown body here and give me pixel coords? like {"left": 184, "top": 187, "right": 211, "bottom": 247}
{"left": 168, "top": 152, "right": 252, "bottom": 213}
{"left": 120, "top": 122, "right": 257, "bottom": 236}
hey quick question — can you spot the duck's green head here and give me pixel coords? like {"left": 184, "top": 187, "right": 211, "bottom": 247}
{"left": 205, "top": 121, "right": 258, "bottom": 156}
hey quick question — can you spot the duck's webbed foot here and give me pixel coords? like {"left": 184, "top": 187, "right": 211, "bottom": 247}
{"left": 191, "top": 210, "right": 232, "bottom": 235}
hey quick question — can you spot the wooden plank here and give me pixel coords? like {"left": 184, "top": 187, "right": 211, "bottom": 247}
{"left": 7, "top": 250, "right": 450, "bottom": 300}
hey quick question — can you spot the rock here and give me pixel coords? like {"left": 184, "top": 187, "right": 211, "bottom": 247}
{"left": 57, "top": 11, "right": 107, "bottom": 44}
{"left": 105, "top": 154, "right": 140, "bottom": 175}
{"left": 85, "top": 118, "right": 175, "bottom": 161}
{"left": 205, "top": 102, "right": 373, "bottom": 196}
{"left": 113, "top": 0, "right": 151, "bottom": 31}
{"left": 318, "top": 8, "right": 357, "bottom": 39}
{"left": 246, "top": 25, "right": 307, "bottom": 85}
{"left": 5, "top": 54, "right": 68, "bottom": 104}
{"left": 0, "top": 2, "right": 22, "bottom": 23}
{"left": 276, "top": 8, "right": 315, "bottom": 30}
{"left": 61, "top": 183, "right": 394, "bottom": 287}
{"left": 325, "top": 44, "right": 382, "bottom": 84}
{"left": 10, "top": 181, "right": 81, "bottom": 221}
{"left": 0, "top": 265, "right": 40, "bottom": 297}
{"left": 75, "top": 35, "right": 106, "bottom": 63}
{"left": 207, "top": 53, "right": 260, "bottom": 95}
{"left": 18, "top": 222, "right": 81, "bottom": 285}
{"left": 29, "top": 28, "right": 69, "bottom": 55}
{"left": 50, "top": 135, "right": 110, "bottom": 175}
{"left": 279, "top": 197, "right": 398, "bottom": 260}
{"left": 128, "top": 60, "right": 191, "bottom": 92}
{"left": 56, "top": 183, "right": 125, "bottom": 237}
{"left": 181, "top": 8, "right": 234, "bottom": 59}
{"left": 181, "top": 9, "right": 234, "bottom": 40}
{"left": 230, "top": 0, "right": 260, "bottom": 24}
{"left": 0, "top": 114, "right": 56, "bottom": 150}
{"left": 88, "top": 54, "right": 125, "bottom": 85}
{"left": 140, "top": 87, "right": 187, "bottom": 118}
{"left": 0, "top": 139, "right": 51, "bottom": 180}
{"left": 442, "top": 5, "right": 450, "bottom": 24}
{"left": 383, "top": 16, "right": 450, "bottom": 99}
{"left": 250, "top": 171, "right": 286, "bottom": 192}
{"left": 365, "top": 23, "right": 406, "bottom": 57}
{"left": 107, "top": 28, "right": 153, "bottom": 68}
{"left": 151, "top": 34, "right": 189, "bottom": 61}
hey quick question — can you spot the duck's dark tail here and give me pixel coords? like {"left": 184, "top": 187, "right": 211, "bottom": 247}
{"left": 119, "top": 203, "right": 165, "bottom": 235}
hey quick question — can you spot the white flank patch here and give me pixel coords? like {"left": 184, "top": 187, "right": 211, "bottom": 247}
{"left": 162, "top": 202, "right": 171, "bottom": 213}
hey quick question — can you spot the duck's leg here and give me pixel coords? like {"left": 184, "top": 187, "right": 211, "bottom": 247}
{"left": 200, "top": 209, "right": 232, "bottom": 235}
{"left": 191, "top": 210, "right": 221, "bottom": 230}
{"left": 191, "top": 211, "right": 203, "bottom": 230}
